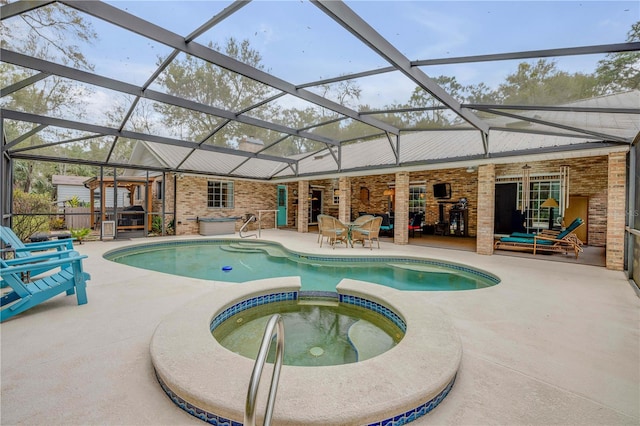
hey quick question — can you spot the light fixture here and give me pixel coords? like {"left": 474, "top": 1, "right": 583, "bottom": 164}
{"left": 521, "top": 164, "right": 531, "bottom": 215}
{"left": 540, "top": 198, "right": 559, "bottom": 229}
{"left": 466, "top": 166, "right": 476, "bottom": 173}
{"left": 383, "top": 188, "right": 394, "bottom": 196}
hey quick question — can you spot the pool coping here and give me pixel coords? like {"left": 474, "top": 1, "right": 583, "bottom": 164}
{"left": 150, "top": 277, "right": 462, "bottom": 425}
{"left": 103, "top": 238, "right": 501, "bottom": 289}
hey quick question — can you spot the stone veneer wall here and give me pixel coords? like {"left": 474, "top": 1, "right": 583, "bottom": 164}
{"left": 476, "top": 164, "right": 495, "bottom": 255}
{"left": 173, "top": 176, "right": 277, "bottom": 236}
{"left": 350, "top": 173, "right": 396, "bottom": 218}
{"left": 606, "top": 152, "right": 627, "bottom": 270}
{"left": 409, "top": 168, "right": 479, "bottom": 237}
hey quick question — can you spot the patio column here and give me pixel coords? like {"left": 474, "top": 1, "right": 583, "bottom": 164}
{"left": 394, "top": 171, "right": 410, "bottom": 244}
{"left": 338, "top": 176, "right": 351, "bottom": 223}
{"left": 606, "top": 152, "right": 626, "bottom": 270}
{"left": 297, "top": 180, "right": 309, "bottom": 233}
{"left": 476, "top": 164, "right": 496, "bottom": 255}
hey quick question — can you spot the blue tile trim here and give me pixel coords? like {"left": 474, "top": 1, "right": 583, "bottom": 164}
{"left": 156, "top": 367, "right": 456, "bottom": 426}
{"left": 339, "top": 294, "right": 406, "bottom": 332}
{"left": 367, "top": 373, "right": 457, "bottom": 426}
{"left": 103, "top": 239, "right": 500, "bottom": 286}
{"left": 156, "top": 371, "right": 242, "bottom": 426}
{"left": 210, "top": 291, "right": 298, "bottom": 332}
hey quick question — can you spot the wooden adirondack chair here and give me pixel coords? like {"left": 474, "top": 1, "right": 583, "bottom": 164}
{"left": 1, "top": 226, "right": 75, "bottom": 279}
{"left": 1, "top": 250, "right": 90, "bottom": 322}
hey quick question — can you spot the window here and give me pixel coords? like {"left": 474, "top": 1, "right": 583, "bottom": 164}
{"left": 519, "top": 179, "right": 561, "bottom": 230}
{"left": 155, "top": 180, "right": 163, "bottom": 200}
{"left": 408, "top": 185, "right": 426, "bottom": 214}
{"left": 208, "top": 181, "right": 234, "bottom": 208}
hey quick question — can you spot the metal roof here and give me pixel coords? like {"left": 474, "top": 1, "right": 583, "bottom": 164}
{"left": 2, "top": 1, "right": 639, "bottom": 181}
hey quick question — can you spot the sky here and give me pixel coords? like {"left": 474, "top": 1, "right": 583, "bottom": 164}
{"left": 91, "top": 1, "right": 640, "bottom": 106}
{"left": 5, "top": 0, "right": 639, "bottom": 116}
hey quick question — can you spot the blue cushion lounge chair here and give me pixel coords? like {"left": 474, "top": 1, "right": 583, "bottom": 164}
{"left": 378, "top": 213, "right": 393, "bottom": 236}
{"left": 494, "top": 217, "right": 584, "bottom": 258}
{"left": 1, "top": 250, "right": 90, "bottom": 322}
{"left": 507, "top": 217, "right": 584, "bottom": 240}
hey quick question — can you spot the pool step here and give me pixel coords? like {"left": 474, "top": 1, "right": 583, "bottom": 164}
{"left": 223, "top": 243, "right": 290, "bottom": 258}
{"left": 347, "top": 320, "right": 395, "bottom": 362}
{"left": 388, "top": 263, "right": 455, "bottom": 274}
{"left": 220, "top": 246, "right": 264, "bottom": 253}
{"left": 297, "top": 299, "right": 339, "bottom": 307}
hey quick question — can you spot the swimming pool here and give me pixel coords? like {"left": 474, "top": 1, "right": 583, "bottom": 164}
{"left": 105, "top": 239, "right": 499, "bottom": 291}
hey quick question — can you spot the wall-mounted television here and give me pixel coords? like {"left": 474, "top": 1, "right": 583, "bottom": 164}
{"left": 433, "top": 183, "right": 451, "bottom": 199}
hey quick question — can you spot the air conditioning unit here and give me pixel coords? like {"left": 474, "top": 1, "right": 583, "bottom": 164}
{"left": 102, "top": 221, "right": 115, "bottom": 240}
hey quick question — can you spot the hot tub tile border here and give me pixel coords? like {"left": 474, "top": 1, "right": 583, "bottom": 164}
{"left": 156, "top": 368, "right": 456, "bottom": 426}
{"left": 209, "top": 291, "right": 298, "bottom": 332}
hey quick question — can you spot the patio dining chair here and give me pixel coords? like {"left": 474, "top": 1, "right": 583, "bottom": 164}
{"left": 319, "top": 216, "right": 349, "bottom": 249}
{"left": 352, "top": 216, "right": 382, "bottom": 250}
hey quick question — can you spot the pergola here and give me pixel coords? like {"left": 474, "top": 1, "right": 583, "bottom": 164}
{"left": 83, "top": 176, "right": 153, "bottom": 232}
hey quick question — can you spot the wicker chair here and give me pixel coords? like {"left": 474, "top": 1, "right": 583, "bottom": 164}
{"left": 352, "top": 216, "right": 382, "bottom": 250}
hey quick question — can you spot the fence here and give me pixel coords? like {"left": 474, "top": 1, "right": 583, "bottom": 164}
{"left": 64, "top": 207, "right": 92, "bottom": 229}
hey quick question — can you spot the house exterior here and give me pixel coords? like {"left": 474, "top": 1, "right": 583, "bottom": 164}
{"left": 52, "top": 175, "right": 131, "bottom": 208}
{"left": 129, "top": 138, "right": 628, "bottom": 271}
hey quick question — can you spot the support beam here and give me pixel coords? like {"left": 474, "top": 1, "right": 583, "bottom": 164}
{"left": 312, "top": 0, "right": 489, "bottom": 136}
{"left": 1, "top": 50, "right": 341, "bottom": 147}
{"left": 60, "top": 0, "right": 399, "bottom": 136}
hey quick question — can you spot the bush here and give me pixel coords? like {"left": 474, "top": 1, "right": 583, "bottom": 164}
{"left": 50, "top": 217, "right": 65, "bottom": 230}
{"left": 12, "top": 190, "right": 54, "bottom": 241}
{"left": 70, "top": 228, "right": 91, "bottom": 244}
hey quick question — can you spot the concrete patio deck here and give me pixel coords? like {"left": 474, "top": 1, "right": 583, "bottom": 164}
{"left": 1, "top": 230, "right": 638, "bottom": 425}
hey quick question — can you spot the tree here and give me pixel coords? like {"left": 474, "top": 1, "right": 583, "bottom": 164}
{"left": 155, "top": 38, "right": 278, "bottom": 146}
{"left": 595, "top": 21, "right": 640, "bottom": 93}
{"left": 1, "top": 1, "right": 98, "bottom": 194}
{"left": 497, "top": 59, "right": 598, "bottom": 105}
{"left": 11, "top": 190, "right": 54, "bottom": 240}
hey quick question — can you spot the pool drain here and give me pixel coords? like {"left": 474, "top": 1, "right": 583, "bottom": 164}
{"left": 309, "top": 346, "right": 324, "bottom": 357}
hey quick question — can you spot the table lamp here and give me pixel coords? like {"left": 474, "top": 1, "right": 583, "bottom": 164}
{"left": 540, "top": 198, "right": 559, "bottom": 229}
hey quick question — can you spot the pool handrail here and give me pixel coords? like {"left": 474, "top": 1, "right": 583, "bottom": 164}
{"left": 239, "top": 215, "right": 257, "bottom": 239}
{"left": 244, "top": 313, "right": 284, "bottom": 426}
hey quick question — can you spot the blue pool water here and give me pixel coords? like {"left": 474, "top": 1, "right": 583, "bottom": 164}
{"left": 105, "top": 240, "right": 499, "bottom": 291}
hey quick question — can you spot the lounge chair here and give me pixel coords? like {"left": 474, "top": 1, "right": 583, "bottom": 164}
{"left": 378, "top": 213, "right": 393, "bottom": 236}
{"left": 1, "top": 250, "right": 90, "bottom": 322}
{"left": 1, "top": 225, "right": 75, "bottom": 278}
{"left": 319, "top": 216, "right": 349, "bottom": 248}
{"left": 409, "top": 213, "right": 424, "bottom": 237}
{"left": 494, "top": 217, "right": 585, "bottom": 258}
{"left": 352, "top": 216, "right": 382, "bottom": 250}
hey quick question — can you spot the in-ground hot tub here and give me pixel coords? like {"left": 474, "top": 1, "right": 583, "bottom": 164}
{"left": 198, "top": 217, "right": 240, "bottom": 236}
{"left": 151, "top": 278, "right": 462, "bottom": 425}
